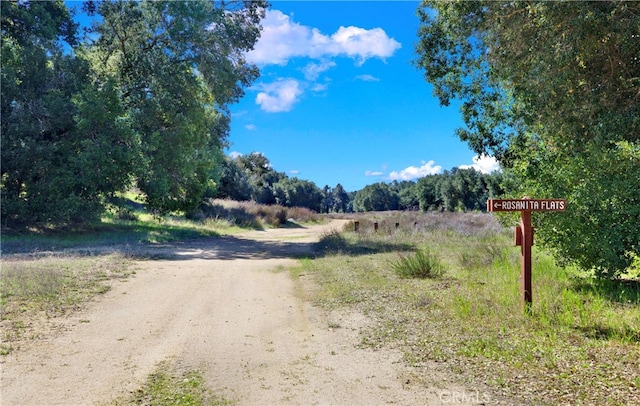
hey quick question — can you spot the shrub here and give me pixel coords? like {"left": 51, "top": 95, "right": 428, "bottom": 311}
{"left": 116, "top": 207, "right": 139, "bottom": 221}
{"left": 275, "top": 208, "right": 288, "bottom": 226}
{"left": 390, "top": 248, "right": 445, "bottom": 279}
{"left": 316, "top": 230, "right": 349, "bottom": 253}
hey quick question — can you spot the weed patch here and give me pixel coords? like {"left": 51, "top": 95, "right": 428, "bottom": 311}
{"left": 116, "top": 361, "right": 232, "bottom": 406}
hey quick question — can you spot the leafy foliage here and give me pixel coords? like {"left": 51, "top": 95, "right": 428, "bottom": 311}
{"left": 416, "top": 168, "right": 508, "bottom": 212}
{"left": 350, "top": 170, "right": 507, "bottom": 214}
{"left": 1, "top": 0, "right": 266, "bottom": 225}
{"left": 273, "top": 177, "right": 323, "bottom": 212}
{"left": 91, "top": 0, "right": 266, "bottom": 214}
{"left": 216, "top": 153, "right": 352, "bottom": 213}
{"left": 234, "top": 152, "right": 286, "bottom": 205}
{"left": 414, "top": 1, "right": 640, "bottom": 276}
{"left": 1, "top": 0, "right": 136, "bottom": 225}
{"left": 352, "top": 182, "right": 400, "bottom": 212}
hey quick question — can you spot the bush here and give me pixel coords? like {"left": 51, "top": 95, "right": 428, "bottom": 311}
{"left": 315, "top": 230, "right": 349, "bottom": 253}
{"left": 116, "top": 207, "right": 139, "bottom": 221}
{"left": 390, "top": 248, "right": 445, "bottom": 279}
{"left": 274, "top": 208, "right": 288, "bottom": 226}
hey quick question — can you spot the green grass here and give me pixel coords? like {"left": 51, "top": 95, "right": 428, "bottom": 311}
{"left": 389, "top": 248, "right": 445, "bottom": 279}
{"left": 115, "top": 361, "right": 233, "bottom": 406}
{"left": 303, "top": 211, "right": 640, "bottom": 406}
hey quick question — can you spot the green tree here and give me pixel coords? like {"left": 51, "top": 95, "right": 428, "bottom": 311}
{"left": 415, "top": 169, "right": 508, "bottom": 212}
{"left": 216, "top": 156, "right": 254, "bottom": 201}
{"left": 353, "top": 183, "right": 400, "bottom": 212}
{"left": 391, "top": 181, "right": 420, "bottom": 210}
{"left": 330, "top": 183, "right": 350, "bottom": 213}
{"left": 416, "top": 175, "right": 442, "bottom": 211}
{"left": 415, "top": 1, "right": 640, "bottom": 276}
{"left": 91, "top": 0, "right": 266, "bottom": 214}
{"left": 1, "top": 0, "right": 137, "bottom": 225}
{"left": 321, "top": 185, "right": 332, "bottom": 213}
{"left": 272, "top": 178, "right": 323, "bottom": 212}
{"left": 235, "top": 152, "right": 285, "bottom": 205}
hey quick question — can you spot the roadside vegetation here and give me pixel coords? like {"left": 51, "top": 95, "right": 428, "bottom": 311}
{"left": 0, "top": 199, "right": 320, "bottom": 356}
{"left": 113, "top": 361, "right": 232, "bottom": 406}
{"left": 302, "top": 212, "right": 640, "bottom": 406}
{"left": 0, "top": 254, "right": 132, "bottom": 356}
{"left": 2, "top": 202, "right": 638, "bottom": 405}
{"left": 1, "top": 198, "right": 320, "bottom": 255}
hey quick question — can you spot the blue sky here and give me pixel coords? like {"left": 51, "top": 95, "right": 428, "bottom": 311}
{"left": 66, "top": 0, "right": 499, "bottom": 193}
{"left": 229, "top": 1, "right": 500, "bottom": 192}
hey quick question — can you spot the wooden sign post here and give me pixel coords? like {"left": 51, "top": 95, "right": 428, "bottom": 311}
{"left": 487, "top": 198, "right": 566, "bottom": 312}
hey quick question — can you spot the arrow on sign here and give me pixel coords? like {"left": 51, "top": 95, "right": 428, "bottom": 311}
{"left": 487, "top": 199, "right": 566, "bottom": 212}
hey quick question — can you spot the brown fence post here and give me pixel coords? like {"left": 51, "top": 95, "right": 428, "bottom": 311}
{"left": 354, "top": 221, "right": 359, "bottom": 232}
{"left": 520, "top": 210, "right": 533, "bottom": 312}
{"left": 374, "top": 222, "right": 378, "bottom": 232}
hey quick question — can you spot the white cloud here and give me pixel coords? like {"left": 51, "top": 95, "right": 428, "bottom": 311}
{"left": 310, "top": 83, "right": 328, "bottom": 92}
{"left": 459, "top": 154, "right": 501, "bottom": 174}
{"left": 245, "top": 10, "right": 311, "bottom": 65}
{"left": 228, "top": 151, "right": 243, "bottom": 159}
{"left": 389, "top": 160, "right": 442, "bottom": 181}
{"left": 303, "top": 60, "right": 336, "bottom": 81}
{"left": 245, "top": 124, "right": 256, "bottom": 131}
{"left": 288, "top": 169, "right": 300, "bottom": 176}
{"left": 365, "top": 170, "right": 384, "bottom": 177}
{"left": 355, "top": 74, "right": 379, "bottom": 82}
{"left": 246, "top": 10, "right": 401, "bottom": 66}
{"left": 329, "top": 26, "right": 400, "bottom": 66}
{"left": 254, "top": 79, "right": 303, "bottom": 113}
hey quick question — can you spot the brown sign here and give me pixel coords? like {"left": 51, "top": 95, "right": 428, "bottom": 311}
{"left": 486, "top": 197, "right": 566, "bottom": 312}
{"left": 487, "top": 199, "right": 566, "bottom": 212}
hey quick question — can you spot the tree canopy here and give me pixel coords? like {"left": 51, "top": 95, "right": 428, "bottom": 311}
{"left": 1, "top": 0, "right": 136, "bottom": 223}
{"left": 89, "top": 0, "right": 266, "bottom": 214}
{"left": 415, "top": 1, "right": 640, "bottom": 276}
{"left": 1, "top": 0, "right": 267, "bottom": 224}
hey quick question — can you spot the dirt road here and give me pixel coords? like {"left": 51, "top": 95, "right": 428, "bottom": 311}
{"left": 1, "top": 220, "right": 468, "bottom": 405}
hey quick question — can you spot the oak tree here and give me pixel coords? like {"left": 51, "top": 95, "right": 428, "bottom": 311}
{"left": 415, "top": 1, "right": 640, "bottom": 276}
{"left": 89, "top": 0, "right": 266, "bottom": 214}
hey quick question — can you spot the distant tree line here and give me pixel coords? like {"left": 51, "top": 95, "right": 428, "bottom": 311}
{"left": 351, "top": 168, "right": 509, "bottom": 212}
{"left": 214, "top": 152, "right": 351, "bottom": 213}
{"left": 215, "top": 153, "right": 508, "bottom": 214}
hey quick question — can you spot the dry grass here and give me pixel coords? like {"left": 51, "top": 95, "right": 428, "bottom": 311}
{"left": 0, "top": 254, "right": 132, "bottom": 354}
{"left": 200, "top": 199, "right": 321, "bottom": 228}
{"left": 306, "top": 211, "right": 640, "bottom": 406}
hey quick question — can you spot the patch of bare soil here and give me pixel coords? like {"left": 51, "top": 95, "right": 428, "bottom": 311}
{"left": 1, "top": 220, "right": 476, "bottom": 405}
